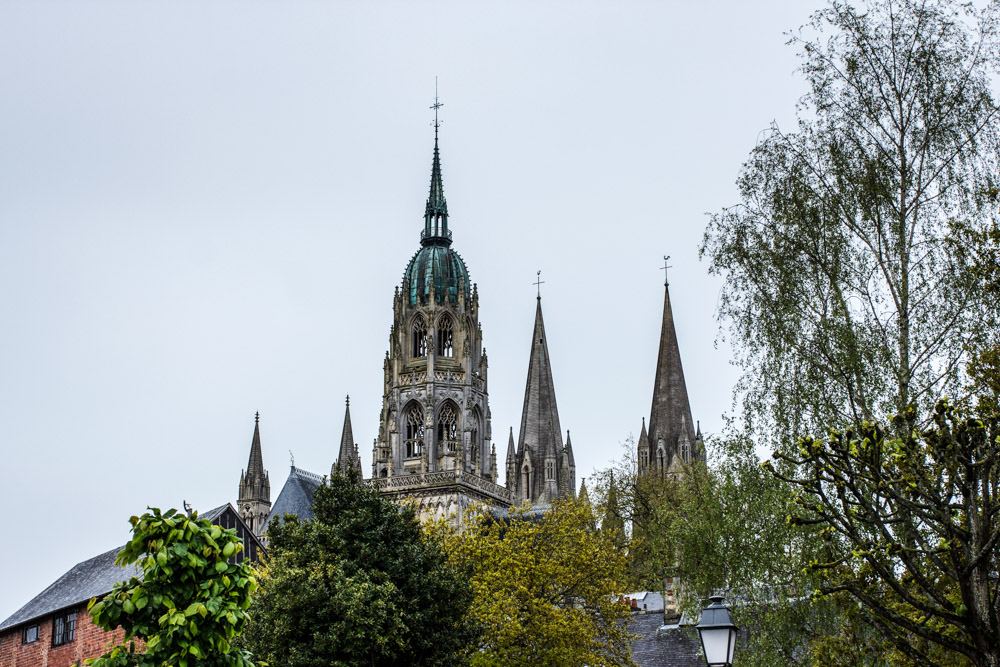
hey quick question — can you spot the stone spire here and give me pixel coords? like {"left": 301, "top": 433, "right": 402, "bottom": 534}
{"left": 561, "top": 430, "right": 576, "bottom": 499}
{"left": 515, "top": 296, "right": 568, "bottom": 505}
{"left": 238, "top": 412, "right": 271, "bottom": 538}
{"left": 505, "top": 427, "right": 517, "bottom": 490}
{"left": 644, "top": 282, "right": 699, "bottom": 474}
{"left": 333, "top": 395, "right": 362, "bottom": 476}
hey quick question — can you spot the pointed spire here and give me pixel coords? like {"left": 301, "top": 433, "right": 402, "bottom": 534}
{"left": 564, "top": 430, "right": 575, "bottom": 467}
{"left": 247, "top": 412, "right": 265, "bottom": 479}
{"left": 517, "top": 297, "right": 564, "bottom": 459}
{"left": 422, "top": 83, "right": 451, "bottom": 247}
{"left": 647, "top": 280, "right": 697, "bottom": 467}
{"left": 334, "top": 394, "right": 361, "bottom": 475}
{"left": 517, "top": 296, "right": 565, "bottom": 504}
{"left": 506, "top": 427, "right": 516, "bottom": 462}
{"left": 579, "top": 476, "right": 590, "bottom": 504}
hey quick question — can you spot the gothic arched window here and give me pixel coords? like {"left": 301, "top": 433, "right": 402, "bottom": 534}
{"left": 639, "top": 449, "right": 649, "bottom": 470}
{"left": 412, "top": 317, "right": 427, "bottom": 358}
{"left": 680, "top": 440, "right": 691, "bottom": 464}
{"left": 545, "top": 460, "right": 555, "bottom": 481}
{"left": 437, "top": 315, "right": 454, "bottom": 357}
{"left": 470, "top": 411, "right": 481, "bottom": 466}
{"left": 522, "top": 463, "right": 531, "bottom": 496}
{"left": 437, "top": 403, "right": 459, "bottom": 454}
{"left": 405, "top": 406, "right": 425, "bottom": 458}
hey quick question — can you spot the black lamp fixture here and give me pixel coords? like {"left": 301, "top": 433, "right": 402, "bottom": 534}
{"left": 695, "top": 595, "right": 738, "bottom": 666}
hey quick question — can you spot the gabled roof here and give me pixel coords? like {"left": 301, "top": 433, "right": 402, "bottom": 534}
{"left": 0, "top": 545, "right": 139, "bottom": 633}
{"left": 0, "top": 503, "right": 238, "bottom": 633}
{"left": 262, "top": 466, "right": 324, "bottom": 533}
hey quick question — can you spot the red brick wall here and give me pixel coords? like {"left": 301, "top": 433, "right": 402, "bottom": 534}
{"left": 0, "top": 605, "right": 129, "bottom": 667}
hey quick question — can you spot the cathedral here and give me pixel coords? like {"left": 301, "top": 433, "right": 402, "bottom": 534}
{"left": 237, "top": 115, "right": 703, "bottom": 535}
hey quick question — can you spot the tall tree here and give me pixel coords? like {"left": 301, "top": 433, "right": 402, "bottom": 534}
{"left": 86, "top": 507, "right": 257, "bottom": 667}
{"left": 437, "top": 498, "right": 633, "bottom": 667}
{"left": 702, "top": 0, "right": 1000, "bottom": 447}
{"left": 772, "top": 400, "right": 1000, "bottom": 667}
{"left": 242, "top": 472, "right": 476, "bottom": 667}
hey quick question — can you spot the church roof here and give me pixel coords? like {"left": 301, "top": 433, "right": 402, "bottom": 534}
{"left": 262, "top": 466, "right": 323, "bottom": 533}
{"left": 647, "top": 283, "right": 696, "bottom": 458}
{"left": 0, "top": 505, "right": 232, "bottom": 633}
{"left": 517, "top": 297, "right": 563, "bottom": 460}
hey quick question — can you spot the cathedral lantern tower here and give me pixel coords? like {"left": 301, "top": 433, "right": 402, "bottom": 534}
{"left": 370, "top": 99, "right": 511, "bottom": 521}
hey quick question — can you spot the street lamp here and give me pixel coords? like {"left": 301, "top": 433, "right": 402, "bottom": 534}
{"left": 695, "top": 595, "right": 738, "bottom": 666}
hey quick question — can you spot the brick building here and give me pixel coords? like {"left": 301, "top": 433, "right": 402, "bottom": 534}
{"left": 0, "top": 504, "right": 262, "bottom": 666}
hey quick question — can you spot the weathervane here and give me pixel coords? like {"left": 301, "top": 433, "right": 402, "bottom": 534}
{"left": 661, "top": 255, "right": 672, "bottom": 287}
{"left": 533, "top": 270, "right": 546, "bottom": 299}
{"left": 430, "top": 76, "right": 443, "bottom": 133}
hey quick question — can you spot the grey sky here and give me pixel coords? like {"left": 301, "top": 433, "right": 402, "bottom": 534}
{"left": 0, "top": 0, "right": 824, "bottom": 619}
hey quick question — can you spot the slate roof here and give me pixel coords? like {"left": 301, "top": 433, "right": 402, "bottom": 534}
{"left": 0, "top": 504, "right": 234, "bottom": 633}
{"left": 629, "top": 614, "right": 704, "bottom": 667}
{"left": 261, "top": 466, "right": 323, "bottom": 533}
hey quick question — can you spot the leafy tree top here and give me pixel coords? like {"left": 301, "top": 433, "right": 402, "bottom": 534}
{"left": 242, "top": 471, "right": 476, "bottom": 667}
{"left": 86, "top": 507, "right": 257, "bottom": 667}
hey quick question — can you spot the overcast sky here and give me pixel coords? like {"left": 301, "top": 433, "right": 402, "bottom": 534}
{"left": 0, "top": 0, "right": 827, "bottom": 620}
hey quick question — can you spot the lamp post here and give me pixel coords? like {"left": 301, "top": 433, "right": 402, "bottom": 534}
{"left": 695, "top": 595, "right": 738, "bottom": 666}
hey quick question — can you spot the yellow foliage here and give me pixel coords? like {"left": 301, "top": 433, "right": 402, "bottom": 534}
{"left": 431, "top": 497, "right": 635, "bottom": 667}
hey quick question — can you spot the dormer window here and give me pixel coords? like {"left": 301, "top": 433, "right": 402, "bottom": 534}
{"left": 412, "top": 317, "right": 428, "bottom": 358}
{"left": 437, "top": 315, "right": 454, "bottom": 357}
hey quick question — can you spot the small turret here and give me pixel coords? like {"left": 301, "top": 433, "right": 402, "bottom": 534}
{"left": 333, "top": 395, "right": 362, "bottom": 477}
{"left": 237, "top": 412, "right": 271, "bottom": 538}
{"left": 505, "top": 427, "right": 517, "bottom": 491}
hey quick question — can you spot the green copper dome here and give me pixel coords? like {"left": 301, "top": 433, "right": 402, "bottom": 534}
{"left": 404, "top": 245, "right": 470, "bottom": 305}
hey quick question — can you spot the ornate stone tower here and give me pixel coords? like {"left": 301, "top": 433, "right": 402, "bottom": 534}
{"left": 237, "top": 412, "right": 271, "bottom": 537}
{"left": 507, "top": 296, "right": 576, "bottom": 506}
{"left": 332, "top": 395, "right": 362, "bottom": 477}
{"left": 637, "top": 277, "right": 704, "bottom": 476}
{"left": 369, "top": 111, "right": 511, "bottom": 521}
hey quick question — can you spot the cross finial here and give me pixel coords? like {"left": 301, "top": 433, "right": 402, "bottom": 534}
{"left": 255, "top": 411, "right": 260, "bottom": 425}
{"left": 661, "top": 255, "right": 672, "bottom": 287}
{"left": 533, "top": 270, "right": 546, "bottom": 299}
{"left": 430, "top": 76, "right": 443, "bottom": 134}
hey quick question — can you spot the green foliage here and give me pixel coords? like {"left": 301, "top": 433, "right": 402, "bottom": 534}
{"left": 436, "top": 497, "right": 633, "bottom": 667}
{"left": 242, "top": 471, "right": 476, "bottom": 667}
{"left": 775, "top": 400, "right": 999, "bottom": 667}
{"left": 593, "top": 438, "right": 883, "bottom": 666}
{"left": 86, "top": 507, "right": 257, "bottom": 667}
{"left": 701, "top": 0, "right": 1000, "bottom": 451}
